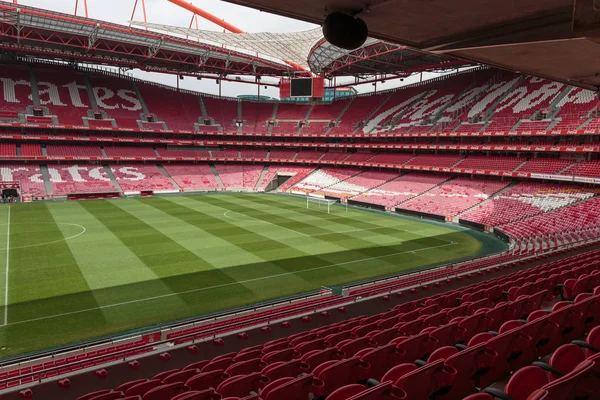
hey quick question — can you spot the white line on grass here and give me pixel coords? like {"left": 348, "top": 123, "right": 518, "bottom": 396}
{"left": 3, "top": 206, "right": 10, "bottom": 326}
{"left": 2, "top": 242, "right": 456, "bottom": 327}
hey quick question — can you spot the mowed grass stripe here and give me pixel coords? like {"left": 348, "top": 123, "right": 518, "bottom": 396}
{"left": 240, "top": 194, "right": 455, "bottom": 243}
{"left": 224, "top": 194, "right": 434, "bottom": 246}
{"left": 112, "top": 199, "right": 310, "bottom": 290}
{"left": 144, "top": 196, "right": 355, "bottom": 277}
{"left": 0, "top": 194, "right": 490, "bottom": 358}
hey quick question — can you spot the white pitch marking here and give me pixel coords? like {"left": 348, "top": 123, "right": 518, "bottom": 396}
{"left": 0, "top": 223, "right": 86, "bottom": 251}
{"left": 1, "top": 242, "right": 457, "bottom": 327}
{"left": 3, "top": 206, "right": 10, "bottom": 326}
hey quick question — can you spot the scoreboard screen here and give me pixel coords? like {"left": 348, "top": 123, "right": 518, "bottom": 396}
{"left": 290, "top": 78, "right": 313, "bottom": 97}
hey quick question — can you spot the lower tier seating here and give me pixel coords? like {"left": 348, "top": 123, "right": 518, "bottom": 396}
{"left": 290, "top": 168, "right": 362, "bottom": 193}
{"left": 351, "top": 173, "right": 451, "bottom": 208}
{"left": 109, "top": 164, "right": 177, "bottom": 193}
{"left": 162, "top": 164, "right": 220, "bottom": 191}
{"left": 63, "top": 247, "right": 600, "bottom": 400}
{"left": 257, "top": 166, "right": 316, "bottom": 191}
{"left": 215, "top": 164, "right": 264, "bottom": 189}
{"left": 0, "top": 164, "right": 47, "bottom": 197}
{"left": 399, "top": 178, "right": 510, "bottom": 217}
{"left": 48, "top": 164, "right": 116, "bottom": 195}
{"left": 460, "top": 183, "right": 599, "bottom": 227}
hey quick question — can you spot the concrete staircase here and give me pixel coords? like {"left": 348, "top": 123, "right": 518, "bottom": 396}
{"left": 157, "top": 164, "right": 181, "bottom": 191}
{"left": 209, "top": 164, "right": 224, "bottom": 189}
{"left": 39, "top": 165, "right": 53, "bottom": 196}
{"left": 255, "top": 165, "right": 270, "bottom": 190}
{"left": 456, "top": 182, "right": 517, "bottom": 217}
{"left": 103, "top": 165, "right": 122, "bottom": 192}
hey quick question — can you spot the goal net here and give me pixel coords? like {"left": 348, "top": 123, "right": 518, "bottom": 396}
{"left": 306, "top": 196, "right": 342, "bottom": 214}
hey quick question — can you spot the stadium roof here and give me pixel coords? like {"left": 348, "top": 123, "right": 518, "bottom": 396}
{"left": 131, "top": 21, "right": 471, "bottom": 76}
{"left": 0, "top": 2, "right": 294, "bottom": 77}
{"left": 219, "top": 0, "right": 600, "bottom": 91}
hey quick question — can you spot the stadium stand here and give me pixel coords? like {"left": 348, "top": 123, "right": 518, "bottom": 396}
{"left": 17, "top": 246, "right": 599, "bottom": 400}
{"left": 322, "top": 171, "right": 399, "bottom": 198}
{"left": 137, "top": 83, "right": 202, "bottom": 131}
{"left": 46, "top": 144, "right": 103, "bottom": 158}
{"left": 104, "top": 146, "right": 159, "bottom": 158}
{"left": 257, "top": 165, "right": 316, "bottom": 191}
{"left": 0, "top": 164, "right": 46, "bottom": 197}
{"left": 215, "top": 164, "right": 264, "bottom": 189}
{"left": 162, "top": 164, "right": 220, "bottom": 191}
{"left": 240, "top": 102, "right": 276, "bottom": 133}
{"left": 109, "top": 164, "right": 177, "bottom": 193}
{"left": 203, "top": 96, "right": 239, "bottom": 131}
{"left": 34, "top": 65, "right": 90, "bottom": 125}
{"left": 399, "top": 177, "right": 510, "bottom": 217}
{"left": 0, "top": 64, "right": 33, "bottom": 115}
{"left": 290, "top": 168, "right": 362, "bottom": 193}
{"left": 86, "top": 75, "right": 143, "bottom": 128}
{"left": 352, "top": 173, "right": 451, "bottom": 208}
{"left": 460, "top": 182, "right": 599, "bottom": 226}
{"left": 48, "top": 164, "right": 116, "bottom": 195}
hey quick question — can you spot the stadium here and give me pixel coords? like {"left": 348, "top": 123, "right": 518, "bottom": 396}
{"left": 0, "top": 0, "right": 599, "bottom": 398}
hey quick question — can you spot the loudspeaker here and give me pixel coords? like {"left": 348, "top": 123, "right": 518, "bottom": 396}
{"left": 323, "top": 12, "right": 368, "bottom": 51}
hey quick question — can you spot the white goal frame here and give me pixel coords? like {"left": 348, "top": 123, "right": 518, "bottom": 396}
{"left": 306, "top": 196, "right": 346, "bottom": 214}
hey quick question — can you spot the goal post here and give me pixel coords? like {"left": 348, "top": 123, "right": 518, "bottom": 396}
{"left": 306, "top": 195, "right": 346, "bottom": 214}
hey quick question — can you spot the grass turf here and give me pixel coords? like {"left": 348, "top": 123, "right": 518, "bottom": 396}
{"left": 0, "top": 193, "right": 497, "bottom": 358}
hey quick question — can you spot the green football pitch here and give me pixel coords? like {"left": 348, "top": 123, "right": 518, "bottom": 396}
{"left": 0, "top": 193, "right": 503, "bottom": 358}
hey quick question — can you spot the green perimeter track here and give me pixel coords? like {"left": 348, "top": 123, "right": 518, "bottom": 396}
{"left": 0, "top": 193, "right": 503, "bottom": 358}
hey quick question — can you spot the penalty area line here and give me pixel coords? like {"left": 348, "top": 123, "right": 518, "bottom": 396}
{"left": 2, "top": 242, "right": 457, "bottom": 327}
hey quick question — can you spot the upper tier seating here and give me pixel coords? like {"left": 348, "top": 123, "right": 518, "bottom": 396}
{"left": 583, "top": 117, "right": 600, "bottom": 130}
{"left": 46, "top": 145, "right": 103, "bottom": 158}
{"left": 299, "top": 122, "right": 330, "bottom": 134}
{"left": 515, "top": 120, "right": 552, "bottom": 131}
{"left": 322, "top": 171, "right": 399, "bottom": 198}
{"left": 501, "top": 196, "right": 600, "bottom": 238}
{"left": 291, "top": 168, "right": 362, "bottom": 193}
{"left": 553, "top": 87, "right": 597, "bottom": 125}
{"left": 137, "top": 83, "right": 201, "bottom": 131}
{"left": 461, "top": 182, "right": 598, "bottom": 226}
{"left": 162, "top": 164, "right": 219, "bottom": 191}
{"left": 484, "top": 76, "right": 565, "bottom": 131}
{"left": 0, "top": 64, "right": 33, "bottom": 114}
{"left": 456, "top": 156, "right": 526, "bottom": 171}
{"left": 48, "top": 164, "right": 116, "bottom": 195}
{"left": 104, "top": 146, "right": 158, "bottom": 158}
{"left": 87, "top": 75, "right": 142, "bottom": 128}
{"left": 202, "top": 96, "right": 239, "bottom": 131}
{"left": 35, "top": 65, "right": 89, "bottom": 125}
{"left": 352, "top": 173, "right": 450, "bottom": 208}
{"left": 276, "top": 103, "right": 310, "bottom": 120}
{"left": 270, "top": 122, "right": 299, "bottom": 134}
{"left": 110, "top": 164, "right": 177, "bottom": 192}
{"left": 0, "top": 164, "right": 46, "bottom": 197}
{"left": 336, "top": 93, "right": 389, "bottom": 132}
{"left": 400, "top": 177, "right": 510, "bottom": 217}
{"left": 309, "top": 100, "right": 349, "bottom": 120}
{"left": 66, "top": 247, "right": 600, "bottom": 400}
{"left": 241, "top": 102, "right": 276, "bottom": 133}
{"left": 517, "top": 158, "right": 575, "bottom": 174}
{"left": 215, "top": 164, "right": 264, "bottom": 189}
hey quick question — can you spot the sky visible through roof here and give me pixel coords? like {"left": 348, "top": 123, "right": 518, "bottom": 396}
{"left": 11, "top": 0, "right": 448, "bottom": 98}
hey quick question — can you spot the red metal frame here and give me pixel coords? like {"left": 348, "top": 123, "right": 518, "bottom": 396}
{"left": 0, "top": 3, "right": 293, "bottom": 77}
